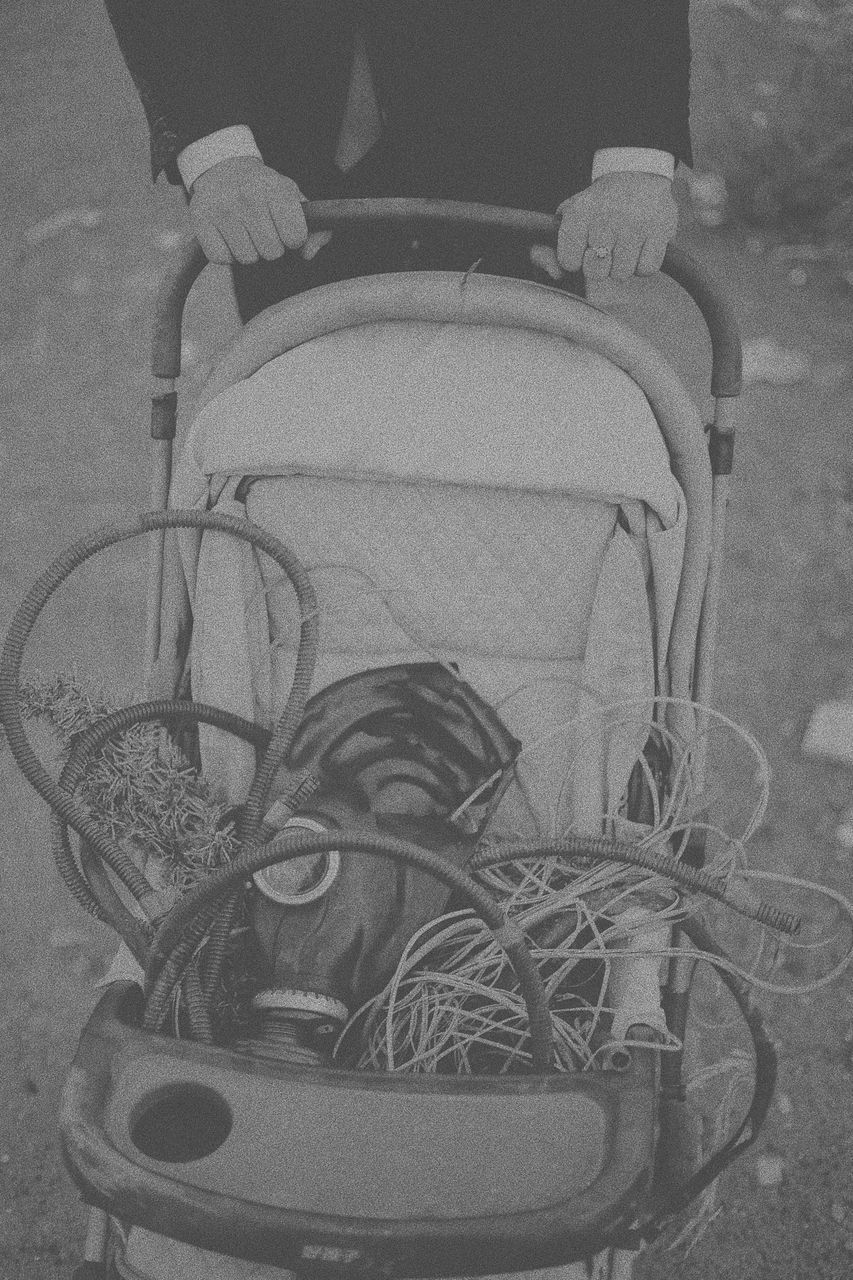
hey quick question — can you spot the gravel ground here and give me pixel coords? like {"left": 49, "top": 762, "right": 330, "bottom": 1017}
{"left": 2, "top": 3, "right": 853, "bottom": 1278}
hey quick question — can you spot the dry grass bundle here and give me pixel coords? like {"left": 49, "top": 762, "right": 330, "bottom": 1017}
{"left": 17, "top": 672, "right": 238, "bottom": 891}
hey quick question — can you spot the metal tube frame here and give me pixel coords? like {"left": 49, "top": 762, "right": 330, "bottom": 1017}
{"left": 137, "top": 199, "right": 742, "bottom": 1272}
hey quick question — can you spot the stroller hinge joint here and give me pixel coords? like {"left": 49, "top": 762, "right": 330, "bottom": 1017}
{"left": 151, "top": 390, "right": 178, "bottom": 440}
{"left": 708, "top": 422, "right": 734, "bottom": 476}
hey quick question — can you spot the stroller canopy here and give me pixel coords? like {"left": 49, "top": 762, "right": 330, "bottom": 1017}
{"left": 171, "top": 273, "right": 709, "bottom": 836}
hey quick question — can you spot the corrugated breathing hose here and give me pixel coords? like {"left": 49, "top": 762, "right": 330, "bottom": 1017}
{"left": 0, "top": 509, "right": 556, "bottom": 1067}
{"left": 472, "top": 838, "right": 801, "bottom": 936}
{"left": 0, "top": 510, "right": 319, "bottom": 1024}
{"left": 142, "top": 823, "right": 556, "bottom": 1072}
{"left": 55, "top": 699, "right": 275, "bottom": 1034}
{"left": 0, "top": 508, "right": 795, "bottom": 1074}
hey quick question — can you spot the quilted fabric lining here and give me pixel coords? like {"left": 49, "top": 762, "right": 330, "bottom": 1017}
{"left": 248, "top": 476, "right": 618, "bottom": 664}
{"left": 173, "top": 318, "right": 686, "bottom": 834}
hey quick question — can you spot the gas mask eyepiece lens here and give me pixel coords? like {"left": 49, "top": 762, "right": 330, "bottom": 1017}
{"left": 253, "top": 817, "right": 340, "bottom": 905}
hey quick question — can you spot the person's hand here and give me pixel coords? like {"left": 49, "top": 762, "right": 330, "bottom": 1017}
{"left": 188, "top": 156, "right": 332, "bottom": 265}
{"left": 530, "top": 172, "right": 678, "bottom": 284}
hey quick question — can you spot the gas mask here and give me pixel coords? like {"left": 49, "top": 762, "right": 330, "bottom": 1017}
{"left": 248, "top": 664, "right": 519, "bottom": 1057}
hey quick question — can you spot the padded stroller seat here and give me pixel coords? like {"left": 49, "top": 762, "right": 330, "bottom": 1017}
{"left": 173, "top": 312, "right": 689, "bottom": 836}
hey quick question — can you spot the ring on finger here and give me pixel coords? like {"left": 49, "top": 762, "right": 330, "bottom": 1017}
{"left": 589, "top": 245, "right": 612, "bottom": 260}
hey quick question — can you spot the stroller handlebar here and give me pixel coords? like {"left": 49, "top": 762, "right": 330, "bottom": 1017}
{"left": 152, "top": 198, "right": 742, "bottom": 398}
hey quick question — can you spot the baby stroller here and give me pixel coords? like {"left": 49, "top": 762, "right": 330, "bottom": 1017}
{"left": 0, "top": 200, "right": 783, "bottom": 1280}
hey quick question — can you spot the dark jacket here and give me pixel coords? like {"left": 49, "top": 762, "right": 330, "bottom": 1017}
{"left": 104, "top": 0, "right": 691, "bottom": 211}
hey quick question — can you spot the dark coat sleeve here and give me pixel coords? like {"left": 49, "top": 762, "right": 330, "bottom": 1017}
{"left": 103, "top": 1, "right": 356, "bottom": 186}
{"left": 362, "top": 1, "right": 692, "bottom": 209}
{"left": 104, "top": 1, "right": 263, "bottom": 181}
{"left": 590, "top": 0, "right": 692, "bottom": 166}
{"left": 104, "top": 0, "right": 691, "bottom": 195}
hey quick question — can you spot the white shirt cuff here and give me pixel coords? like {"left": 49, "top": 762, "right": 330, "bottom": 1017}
{"left": 592, "top": 148, "right": 675, "bottom": 183}
{"left": 177, "top": 125, "right": 263, "bottom": 190}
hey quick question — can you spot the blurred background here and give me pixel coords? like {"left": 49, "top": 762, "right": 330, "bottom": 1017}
{"left": 693, "top": 0, "right": 853, "bottom": 240}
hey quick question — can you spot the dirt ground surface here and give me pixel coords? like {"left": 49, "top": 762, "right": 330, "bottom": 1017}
{"left": 2, "top": 2, "right": 853, "bottom": 1278}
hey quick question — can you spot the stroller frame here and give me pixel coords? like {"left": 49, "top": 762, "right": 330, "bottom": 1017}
{"left": 73, "top": 200, "right": 745, "bottom": 1277}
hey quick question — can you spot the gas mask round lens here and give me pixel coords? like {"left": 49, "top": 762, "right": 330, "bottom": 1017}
{"left": 253, "top": 817, "right": 340, "bottom": 905}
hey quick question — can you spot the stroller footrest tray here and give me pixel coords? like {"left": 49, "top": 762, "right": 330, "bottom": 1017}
{"left": 60, "top": 985, "right": 658, "bottom": 1275}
